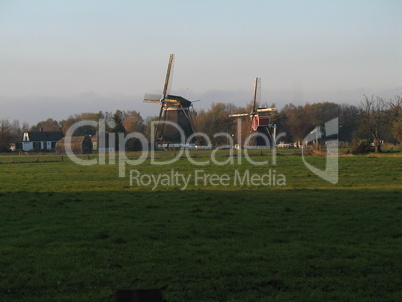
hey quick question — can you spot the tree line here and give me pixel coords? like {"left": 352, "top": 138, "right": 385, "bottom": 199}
{"left": 1, "top": 95, "right": 401, "bottom": 152}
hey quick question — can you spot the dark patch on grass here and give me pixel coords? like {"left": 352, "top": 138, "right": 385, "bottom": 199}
{"left": 272, "top": 238, "right": 290, "bottom": 243}
{"left": 145, "top": 205, "right": 160, "bottom": 209}
{"left": 106, "top": 262, "right": 122, "bottom": 269}
{"left": 258, "top": 279, "right": 288, "bottom": 291}
{"left": 113, "top": 237, "right": 127, "bottom": 244}
{"left": 96, "top": 232, "right": 110, "bottom": 240}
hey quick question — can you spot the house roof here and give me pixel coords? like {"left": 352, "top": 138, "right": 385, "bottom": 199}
{"left": 56, "top": 136, "right": 89, "bottom": 145}
{"left": 26, "top": 131, "right": 64, "bottom": 142}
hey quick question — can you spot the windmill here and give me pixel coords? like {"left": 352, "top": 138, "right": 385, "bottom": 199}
{"left": 229, "top": 78, "right": 276, "bottom": 147}
{"left": 144, "top": 54, "right": 197, "bottom": 148}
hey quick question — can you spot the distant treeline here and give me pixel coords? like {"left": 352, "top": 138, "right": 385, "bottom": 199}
{"left": 1, "top": 95, "right": 401, "bottom": 152}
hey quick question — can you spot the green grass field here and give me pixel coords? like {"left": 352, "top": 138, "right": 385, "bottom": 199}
{"left": 0, "top": 151, "right": 401, "bottom": 301}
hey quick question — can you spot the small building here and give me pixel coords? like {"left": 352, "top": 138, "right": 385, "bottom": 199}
{"left": 91, "top": 132, "right": 115, "bottom": 152}
{"left": 91, "top": 135, "right": 98, "bottom": 151}
{"left": 18, "top": 130, "right": 64, "bottom": 151}
{"left": 55, "top": 136, "right": 93, "bottom": 155}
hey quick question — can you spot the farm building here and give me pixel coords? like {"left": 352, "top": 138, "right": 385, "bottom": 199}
{"left": 55, "top": 136, "right": 93, "bottom": 154}
{"left": 91, "top": 132, "right": 115, "bottom": 152}
{"left": 14, "top": 130, "right": 64, "bottom": 151}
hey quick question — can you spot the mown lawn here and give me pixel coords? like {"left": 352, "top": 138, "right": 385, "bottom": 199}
{"left": 0, "top": 151, "right": 401, "bottom": 301}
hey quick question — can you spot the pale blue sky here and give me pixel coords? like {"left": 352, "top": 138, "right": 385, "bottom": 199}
{"left": 1, "top": 0, "right": 401, "bottom": 125}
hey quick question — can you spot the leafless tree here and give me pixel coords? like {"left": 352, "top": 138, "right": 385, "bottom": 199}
{"left": 393, "top": 117, "right": 402, "bottom": 145}
{"left": 359, "top": 95, "right": 392, "bottom": 153}
{"left": 388, "top": 95, "right": 402, "bottom": 120}
{"left": 195, "top": 103, "right": 237, "bottom": 146}
{"left": 123, "top": 110, "right": 145, "bottom": 133}
{"left": 0, "top": 119, "right": 19, "bottom": 152}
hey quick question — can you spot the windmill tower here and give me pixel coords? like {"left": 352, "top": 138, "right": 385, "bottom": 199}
{"left": 144, "top": 54, "right": 197, "bottom": 148}
{"left": 229, "top": 78, "right": 276, "bottom": 147}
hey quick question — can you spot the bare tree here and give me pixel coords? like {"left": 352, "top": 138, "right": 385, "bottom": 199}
{"left": 389, "top": 96, "right": 402, "bottom": 145}
{"left": 393, "top": 117, "right": 402, "bottom": 145}
{"left": 280, "top": 103, "right": 313, "bottom": 142}
{"left": 0, "top": 119, "right": 18, "bottom": 152}
{"left": 42, "top": 118, "right": 61, "bottom": 131}
{"left": 359, "top": 96, "right": 390, "bottom": 153}
{"left": 123, "top": 110, "right": 145, "bottom": 151}
{"left": 22, "top": 122, "right": 30, "bottom": 133}
{"left": 30, "top": 118, "right": 60, "bottom": 131}
{"left": 389, "top": 95, "right": 402, "bottom": 120}
{"left": 195, "top": 103, "right": 236, "bottom": 146}
{"left": 123, "top": 111, "right": 145, "bottom": 133}
{"left": 60, "top": 113, "right": 98, "bottom": 136}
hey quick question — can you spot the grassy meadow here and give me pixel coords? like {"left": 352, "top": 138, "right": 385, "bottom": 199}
{"left": 0, "top": 150, "right": 401, "bottom": 301}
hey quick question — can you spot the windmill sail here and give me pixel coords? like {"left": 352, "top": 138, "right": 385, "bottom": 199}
{"left": 229, "top": 112, "right": 250, "bottom": 118}
{"left": 144, "top": 93, "right": 163, "bottom": 103}
{"left": 252, "top": 77, "right": 261, "bottom": 112}
{"left": 163, "top": 54, "right": 174, "bottom": 98}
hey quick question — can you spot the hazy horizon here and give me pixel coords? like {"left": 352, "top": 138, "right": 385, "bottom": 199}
{"left": 1, "top": 0, "right": 401, "bottom": 125}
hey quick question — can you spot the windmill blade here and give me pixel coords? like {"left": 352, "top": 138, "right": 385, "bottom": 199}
{"left": 144, "top": 93, "right": 163, "bottom": 103}
{"left": 252, "top": 77, "right": 261, "bottom": 112}
{"left": 154, "top": 103, "right": 165, "bottom": 141}
{"left": 256, "top": 108, "right": 276, "bottom": 113}
{"left": 164, "top": 98, "right": 180, "bottom": 104}
{"left": 162, "top": 54, "right": 175, "bottom": 98}
{"left": 229, "top": 113, "right": 249, "bottom": 118}
{"left": 249, "top": 115, "right": 255, "bottom": 136}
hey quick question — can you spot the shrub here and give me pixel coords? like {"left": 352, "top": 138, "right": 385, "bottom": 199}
{"left": 304, "top": 142, "right": 325, "bottom": 156}
{"left": 351, "top": 139, "right": 372, "bottom": 154}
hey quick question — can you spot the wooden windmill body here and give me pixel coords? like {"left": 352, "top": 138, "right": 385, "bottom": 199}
{"left": 144, "top": 54, "right": 197, "bottom": 148}
{"left": 229, "top": 78, "right": 276, "bottom": 148}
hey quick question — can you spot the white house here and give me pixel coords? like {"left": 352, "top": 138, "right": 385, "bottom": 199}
{"left": 18, "top": 130, "right": 64, "bottom": 151}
